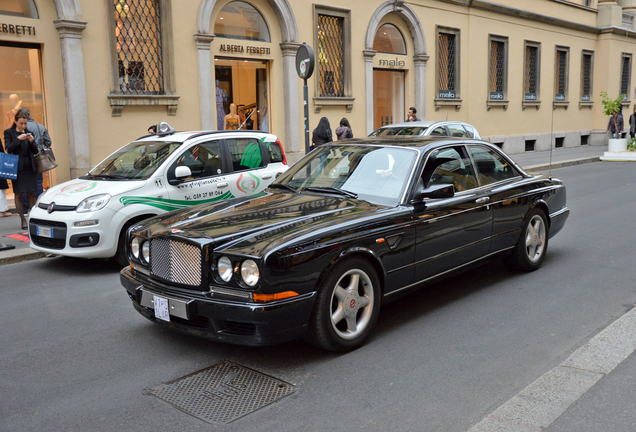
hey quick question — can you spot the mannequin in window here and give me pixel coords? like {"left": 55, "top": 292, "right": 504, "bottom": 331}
{"left": 224, "top": 103, "right": 240, "bottom": 130}
{"left": 6, "top": 94, "right": 22, "bottom": 129}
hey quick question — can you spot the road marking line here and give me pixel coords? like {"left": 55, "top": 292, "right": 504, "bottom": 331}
{"left": 467, "top": 307, "right": 636, "bottom": 432}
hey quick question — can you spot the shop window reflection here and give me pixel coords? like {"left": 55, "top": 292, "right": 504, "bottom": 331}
{"left": 214, "top": 1, "right": 271, "bottom": 42}
{"left": 373, "top": 24, "right": 406, "bottom": 55}
{"left": 0, "top": 0, "right": 38, "bottom": 18}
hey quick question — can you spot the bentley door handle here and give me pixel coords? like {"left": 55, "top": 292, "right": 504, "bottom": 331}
{"left": 476, "top": 197, "right": 490, "bottom": 204}
{"left": 217, "top": 182, "right": 228, "bottom": 188}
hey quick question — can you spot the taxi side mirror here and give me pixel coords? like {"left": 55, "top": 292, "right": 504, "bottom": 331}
{"left": 174, "top": 165, "right": 192, "bottom": 179}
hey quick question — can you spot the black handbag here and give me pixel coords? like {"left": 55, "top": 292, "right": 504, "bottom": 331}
{"left": 35, "top": 147, "right": 58, "bottom": 174}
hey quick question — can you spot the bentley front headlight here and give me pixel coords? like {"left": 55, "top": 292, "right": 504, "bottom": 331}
{"left": 217, "top": 256, "right": 233, "bottom": 282}
{"left": 131, "top": 237, "right": 140, "bottom": 259}
{"left": 241, "top": 260, "right": 260, "bottom": 287}
{"left": 76, "top": 194, "right": 111, "bottom": 213}
{"left": 141, "top": 241, "right": 150, "bottom": 263}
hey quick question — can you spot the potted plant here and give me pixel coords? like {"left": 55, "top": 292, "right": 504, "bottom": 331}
{"left": 601, "top": 91, "right": 628, "bottom": 152}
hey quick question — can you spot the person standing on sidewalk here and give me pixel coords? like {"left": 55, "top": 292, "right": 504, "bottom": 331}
{"left": 629, "top": 107, "right": 636, "bottom": 139}
{"left": 4, "top": 110, "right": 38, "bottom": 230}
{"left": 406, "top": 107, "right": 420, "bottom": 122}
{"left": 20, "top": 108, "right": 51, "bottom": 211}
{"left": 607, "top": 109, "right": 624, "bottom": 139}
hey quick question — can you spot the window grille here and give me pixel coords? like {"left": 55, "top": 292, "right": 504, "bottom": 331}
{"left": 114, "top": 0, "right": 164, "bottom": 95}
{"left": 317, "top": 14, "right": 345, "bottom": 97}
{"left": 524, "top": 45, "right": 538, "bottom": 99}
{"left": 620, "top": 54, "right": 631, "bottom": 98}
{"left": 622, "top": 12, "right": 634, "bottom": 30}
{"left": 438, "top": 32, "right": 456, "bottom": 93}
{"left": 581, "top": 52, "right": 592, "bottom": 100}
{"left": 555, "top": 49, "right": 568, "bottom": 99}
{"left": 489, "top": 40, "right": 505, "bottom": 93}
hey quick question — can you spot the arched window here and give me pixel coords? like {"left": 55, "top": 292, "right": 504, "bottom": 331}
{"left": 214, "top": 1, "right": 270, "bottom": 42}
{"left": 0, "top": 0, "right": 38, "bottom": 18}
{"left": 373, "top": 23, "right": 406, "bottom": 55}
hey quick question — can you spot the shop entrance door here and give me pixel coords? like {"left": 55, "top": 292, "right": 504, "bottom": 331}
{"left": 215, "top": 58, "right": 269, "bottom": 132}
{"left": 373, "top": 69, "right": 405, "bottom": 130}
{"left": 0, "top": 42, "right": 46, "bottom": 197}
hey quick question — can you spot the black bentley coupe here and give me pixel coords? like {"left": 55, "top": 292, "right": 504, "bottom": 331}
{"left": 121, "top": 137, "right": 569, "bottom": 352}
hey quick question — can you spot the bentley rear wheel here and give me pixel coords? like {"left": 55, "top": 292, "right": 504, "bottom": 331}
{"left": 306, "top": 257, "right": 381, "bottom": 352}
{"left": 505, "top": 207, "right": 548, "bottom": 272}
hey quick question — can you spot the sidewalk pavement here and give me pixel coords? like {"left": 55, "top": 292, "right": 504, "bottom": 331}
{"left": 0, "top": 144, "right": 610, "bottom": 266}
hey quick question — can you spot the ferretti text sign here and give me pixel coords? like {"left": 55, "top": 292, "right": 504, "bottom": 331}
{"left": 0, "top": 22, "right": 36, "bottom": 36}
{"left": 219, "top": 44, "right": 270, "bottom": 55}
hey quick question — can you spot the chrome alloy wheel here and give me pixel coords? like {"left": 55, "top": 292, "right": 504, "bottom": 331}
{"left": 525, "top": 214, "right": 546, "bottom": 263}
{"left": 329, "top": 269, "right": 375, "bottom": 340}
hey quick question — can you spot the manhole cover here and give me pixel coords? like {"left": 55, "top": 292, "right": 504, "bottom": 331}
{"left": 146, "top": 361, "right": 296, "bottom": 424}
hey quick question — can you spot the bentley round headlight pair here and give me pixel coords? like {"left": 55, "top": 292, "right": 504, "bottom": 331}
{"left": 216, "top": 256, "right": 260, "bottom": 287}
{"left": 131, "top": 237, "right": 150, "bottom": 263}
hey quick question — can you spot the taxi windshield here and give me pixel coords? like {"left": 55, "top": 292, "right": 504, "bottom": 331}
{"left": 83, "top": 141, "right": 182, "bottom": 180}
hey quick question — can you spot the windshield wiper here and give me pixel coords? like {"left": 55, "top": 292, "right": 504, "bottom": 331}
{"left": 304, "top": 186, "right": 358, "bottom": 199}
{"left": 86, "top": 173, "right": 128, "bottom": 180}
{"left": 268, "top": 183, "right": 298, "bottom": 193}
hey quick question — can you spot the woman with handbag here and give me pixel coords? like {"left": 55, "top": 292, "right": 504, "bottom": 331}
{"left": 4, "top": 110, "right": 37, "bottom": 229}
{"left": 0, "top": 137, "right": 12, "bottom": 217}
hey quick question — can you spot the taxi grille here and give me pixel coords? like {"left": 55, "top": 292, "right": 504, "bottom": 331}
{"left": 150, "top": 239, "right": 202, "bottom": 286}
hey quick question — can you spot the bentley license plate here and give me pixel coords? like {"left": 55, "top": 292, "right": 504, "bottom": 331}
{"left": 153, "top": 295, "right": 170, "bottom": 322}
{"left": 36, "top": 226, "right": 52, "bottom": 238}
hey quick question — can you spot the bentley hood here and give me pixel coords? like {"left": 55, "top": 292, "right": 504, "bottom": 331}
{"left": 137, "top": 191, "right": 393, "bottom": 256}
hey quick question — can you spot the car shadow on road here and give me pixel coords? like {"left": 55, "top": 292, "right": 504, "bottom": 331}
{"left": 35, "top": 255, "right": 125, "bottom": 275}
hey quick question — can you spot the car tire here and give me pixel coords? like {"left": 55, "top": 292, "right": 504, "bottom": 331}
{"left": 505, "top": 207, "right": 548, "bottom": 272}
{"left": 306, "top": 257, "right": 381, "bottom": 352}
{"left": 113, "top": 224, "right": 130, "bottom": 268}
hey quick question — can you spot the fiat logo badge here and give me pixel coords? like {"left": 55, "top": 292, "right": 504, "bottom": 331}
{"left": 47, "top": 202, "right": 55, "bottom": 213}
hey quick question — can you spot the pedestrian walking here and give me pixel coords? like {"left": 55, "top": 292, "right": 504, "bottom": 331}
{"left": 311, "top": 117, "right": 333, "bottom": 150}
{"left": 20, "top": 108, "right": 52, "bottom": 211}
{"left": 0, "top": 137, "right": 12, "bottom": 217}
{"left": 335, "top": 118, "right": 353, "bottom": 140}
{"left": 4, "top": 110, "right": 38, "bottom": 230}
{"left": 406, "top": 107, "right": 420, "bottom": 122}
{"left": 629, "top": 107, "right": 636, "bottom": 139}
{"left": 607, "top": 109, "right": 624, "bottom": 139}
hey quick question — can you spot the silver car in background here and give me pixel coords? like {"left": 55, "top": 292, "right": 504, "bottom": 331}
{"left": 369, "top": 120, "right": 481, "bottom": 139}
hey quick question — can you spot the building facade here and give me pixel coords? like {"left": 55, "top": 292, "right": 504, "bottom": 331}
{"left": 1, "top": 0, "right": 635, "bottom": 189}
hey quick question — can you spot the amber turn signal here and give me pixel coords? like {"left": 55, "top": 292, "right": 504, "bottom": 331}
{"left": 252, "top": 291, "right": 299, "bottom": 302}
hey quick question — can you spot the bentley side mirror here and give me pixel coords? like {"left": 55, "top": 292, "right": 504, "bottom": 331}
{"left": 412, "top": 184, "right": 455, "bottom": 203}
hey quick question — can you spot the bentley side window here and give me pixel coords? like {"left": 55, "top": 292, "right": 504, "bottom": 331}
{"left": 422, "top": 146, "right": 478, "bottom": 192}
{"left": 468, "top": 145, "right": 520, "bottom": 186}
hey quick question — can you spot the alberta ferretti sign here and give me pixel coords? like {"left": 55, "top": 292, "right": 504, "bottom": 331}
{"left": 219, "top": 44, "right": 270, "bottom": 55}
{"left": 0, "top": 22, "right": 36, "bottom": 36}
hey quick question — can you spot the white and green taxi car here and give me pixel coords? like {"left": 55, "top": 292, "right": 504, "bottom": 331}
{"left": 28, "top": 122, "right": 288, "bottom": 265}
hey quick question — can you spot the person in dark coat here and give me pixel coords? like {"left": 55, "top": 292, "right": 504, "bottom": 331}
{"left": 311, "top": 117, "right": 333, "bottom": 150}
{"left": 4, "top": 110, "right": 38, "bottom": 229}
{"left": 335, "top": 118, "right": 353, "bottom": 140}
{"left": 0, "top": 137, "right": 12, "bottom": 217}
{"left": 607, "top": 109, "right": 624, "bottom": 139}
{"left": 629, "top": 107, "right": 636, "bottom": 139}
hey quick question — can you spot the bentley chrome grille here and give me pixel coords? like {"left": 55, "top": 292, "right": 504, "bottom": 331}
{"left": 150, "top": 239, "right": 202, "bottom": 286}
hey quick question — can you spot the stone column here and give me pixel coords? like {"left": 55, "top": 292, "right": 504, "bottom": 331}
{"left": 194, "top": 34, "right": 216, "bottom": 130}
{"left": 54, "top": 19, "right": 90, "bottom": 179}
{"left": 363, "top": 50, "right": 377, "bottom": 135}
{"left": 280, "top": 42, "right": 301, "bottom": 153}
{"left": 413, "top": 54, "right": 429, "bottom": 121}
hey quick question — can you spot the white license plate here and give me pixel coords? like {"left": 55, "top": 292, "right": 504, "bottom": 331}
{"left": 153, "top": 295, "right": 170, "bottom": 322}
{"left": 36, "top": 226, "right": 53, "bottom": 238}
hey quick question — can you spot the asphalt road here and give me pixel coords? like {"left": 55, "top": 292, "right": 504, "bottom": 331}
{"left": 1, "top": 161, "right": 635, "bottom": 432}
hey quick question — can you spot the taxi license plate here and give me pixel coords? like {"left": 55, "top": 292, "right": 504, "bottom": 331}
{"left": 153, "top": 295, "right": 170, "bottom": 322}
{"left": 36, "top": 226, "right": 53, "bottom": 238}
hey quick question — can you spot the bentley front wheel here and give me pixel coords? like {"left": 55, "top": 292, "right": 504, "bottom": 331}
{"left": 306, "top": 258, "right": 381, "bottom": 352}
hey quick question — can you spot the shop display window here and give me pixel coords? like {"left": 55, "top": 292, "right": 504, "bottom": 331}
{"left": 373, "top": 24, "right": 406, "bottom": 55}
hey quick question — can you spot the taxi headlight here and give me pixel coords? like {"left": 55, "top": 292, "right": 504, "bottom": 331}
{"left": 76, "top": 194, "right": 111, "bottom": 213}
{"left": 141, "top": 241, "right": 150, "bottom": 263}
{"left": 241, "top": 260, "right": 260, "bottom": 287}
{"left": 131, "top": 237, "right": 140, "bottom": 259}
{"left": 217, "top": 256, "right": 233, "bottom": 282}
